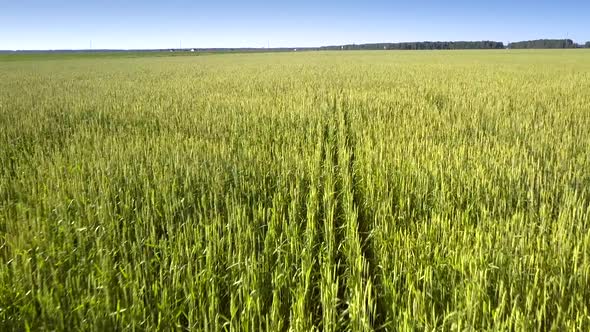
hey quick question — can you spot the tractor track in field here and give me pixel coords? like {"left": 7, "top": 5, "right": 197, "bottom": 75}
{"left": 343, "top": 108, "right": 390, "bottom": 331}
{"left": 313, "top": 97, "right": 388, "bottom": 330}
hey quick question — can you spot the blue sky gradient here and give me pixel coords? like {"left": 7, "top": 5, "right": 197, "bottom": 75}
{"left": 1, "top": 0, "right": 589, "bottom": 50}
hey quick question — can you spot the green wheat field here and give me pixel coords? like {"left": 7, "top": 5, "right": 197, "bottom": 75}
{"left": 1, "top": 50, "right": 589, "bottom": 331}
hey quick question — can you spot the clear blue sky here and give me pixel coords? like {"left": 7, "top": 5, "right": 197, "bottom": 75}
{"left": 1, "top": 0, "right": 589, "bottom": 50}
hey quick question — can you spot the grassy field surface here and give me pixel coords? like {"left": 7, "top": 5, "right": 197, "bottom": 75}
{"left": 1, "top": 50, "right": 589, "bottom": 330}
{"left": 0, "top": 51, "right": 206, "bottom": 62}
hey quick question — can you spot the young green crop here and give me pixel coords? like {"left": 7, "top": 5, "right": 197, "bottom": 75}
{"left": 1, "top": 50, "right": 589, "bottom": 331}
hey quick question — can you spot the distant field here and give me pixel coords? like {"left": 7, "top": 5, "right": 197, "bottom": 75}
{"left": 0, "top": 49, "right": 295, "bottom": 62}
{"left": 1, "top": 50, "right": 589, "bottom": 331}
{"left": 0, "top": 51, "right": 206, "bottom": 62}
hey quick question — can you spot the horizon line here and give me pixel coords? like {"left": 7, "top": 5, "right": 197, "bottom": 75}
{"left": 2, "top": 38, "right": 587, "bottom": 52}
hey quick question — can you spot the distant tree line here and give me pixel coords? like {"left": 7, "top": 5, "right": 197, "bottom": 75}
{"left": 508, "top": 39, "right": 578, "bottom": 49}
{"left": 319, "top": 39, "right": 590, "bottom": 51}
{"left": 321, "top": 41, "right": 505, "bottom": 50}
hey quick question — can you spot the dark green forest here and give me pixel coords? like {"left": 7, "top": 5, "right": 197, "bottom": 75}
{"left": 508, "top": 39, "right": 577, "bottom": 49}
{"left": 321, "top": 41, "right": 505, "bottom": 50}
{"left": 320, "top": 39, "right": 588, "bottom": 50}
